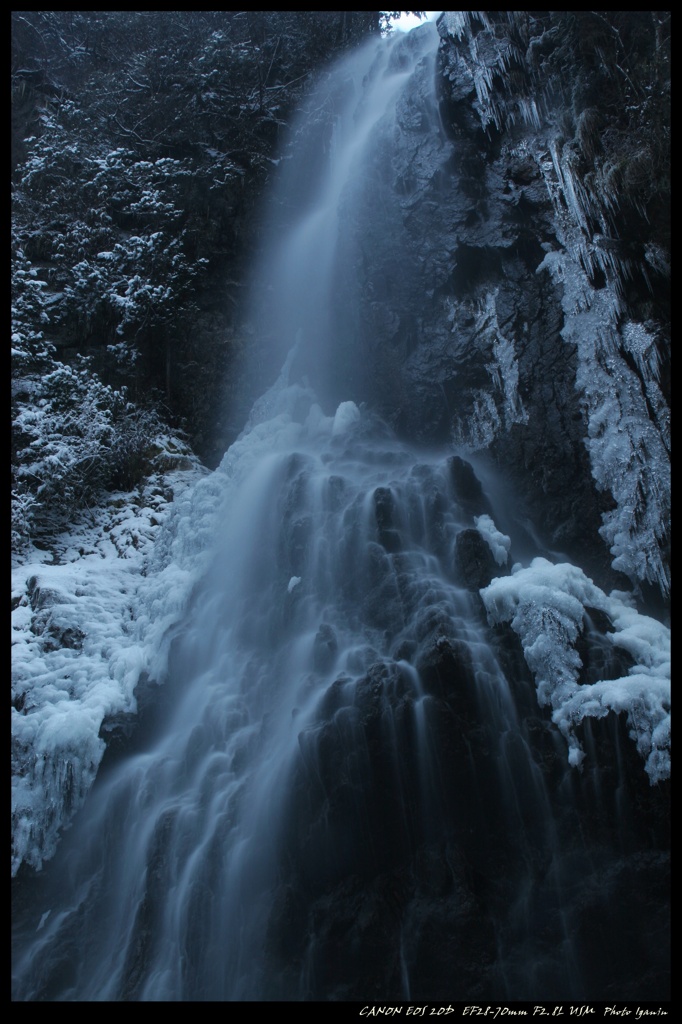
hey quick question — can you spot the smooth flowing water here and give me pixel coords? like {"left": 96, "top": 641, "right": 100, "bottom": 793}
{"left": 11, "top": 24, "right": 664, "bottom": 1002}
{"left": 10, "top": 398, "right": 552, "bottom": 999}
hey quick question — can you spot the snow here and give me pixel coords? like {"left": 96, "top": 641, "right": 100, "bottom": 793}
{"left": 452, "top": 389, "right": 501, "bottom": 452}
{"left": 531, "top": 127, "right": 670, "bottom": 600}
{"left": 11, "top": 461, "right": 213, "bottom": 876}
{"left": 537, "top": 248, "right": 670, "bottom": 595}
{"left": 474, "top": 513, "right": 511, "bottom": 566}
{"left": 451, "top": 290, "right": 527, "bottom": 451}
{"left": 437, "top": 9, "right": 669, "bottom": 600}
{"left": 11, "top": 369, "right": 380, "bottom": 875}
{"left": 621, "top": 320, "right": 665, "bottom": 394}
{"left": 332, "top": 400, "right": 362, "bottom": 436}
{"left": 481, "top": 558, "right": 670, "bottom": 783}
{"left": 12, "top": 367, "right": 671, "bottom": 879}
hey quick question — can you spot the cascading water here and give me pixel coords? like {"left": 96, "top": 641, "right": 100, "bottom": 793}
{"left": 12, "top": 23, "right": 669, "bottom": 1002}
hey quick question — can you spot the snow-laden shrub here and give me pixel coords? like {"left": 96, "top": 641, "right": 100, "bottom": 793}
{"left": 79, "top": 232, "right": 204, "bottom": 336}
{"left": 11, "top": 241, "right": 53, "bottom": 375}
{"left": 12, "top": 358, "right": 164, "bottom": 549}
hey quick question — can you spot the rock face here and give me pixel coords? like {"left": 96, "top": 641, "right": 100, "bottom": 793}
{"left": 329, "top": 15, "right": 670, "bottom": 602}
{"left": 255, "top": 15, "right": 671, "bottom": 1001}
{"left": 263, "top": 624, "right": 670, "bottom": 1001}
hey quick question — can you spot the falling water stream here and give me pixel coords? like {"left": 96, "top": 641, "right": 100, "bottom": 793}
{"left": 11, "top": 23, "right": 667, "bottom": 1002}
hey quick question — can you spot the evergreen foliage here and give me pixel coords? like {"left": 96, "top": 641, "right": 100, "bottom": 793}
{"left": 11, "top": 11, "right": 382, "bottom": 551}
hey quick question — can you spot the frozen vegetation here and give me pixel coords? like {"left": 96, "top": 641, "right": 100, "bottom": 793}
{"left": 537, "top": 248, "right": 670, "bottom": 597}
{"left": 481, "top": 559, "right": 670, "bottom": 783}
{"left": 11, "top": 455, "right": 217, "bottom": 875}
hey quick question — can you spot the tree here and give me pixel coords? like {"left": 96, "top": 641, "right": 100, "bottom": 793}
{"left": 11, "top": 10, "right": 388, "bottom": 516}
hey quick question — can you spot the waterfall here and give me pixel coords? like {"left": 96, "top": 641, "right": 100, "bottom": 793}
{"left": 12, "top": 23, "right": 669, "bottom": 1002}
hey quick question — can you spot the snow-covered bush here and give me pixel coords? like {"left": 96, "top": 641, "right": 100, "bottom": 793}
{"left": 12, "top": 356, "right": 165, "bottom": 549}
{"left": 11, "top": 238, "right": 183, "bottom": 553}
{"left": 10, "top": 241, "right": 53, "bottom": 375}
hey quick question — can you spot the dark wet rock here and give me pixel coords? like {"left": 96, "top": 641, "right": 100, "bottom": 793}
{"left": 373, "top": 486, "right": 394, "bottom": 529}
{"left": 392, "top": 638, "right": 417, "bottom": 663}
{"left": 422, "top": 484, "right": 448, "bottom": 554}
{"left": 576, "top": 610, "right": 637, "bottom": 687}
{"left": 313, "top": 623, "right": 338, "bottom": 673}
{"left": 96, "top": 672, "right": 165, "bottom": 770}
{"left": 570, "top": 850, "right": 671, "bottom": 1001}
{"left": 317, "top": 16, "right": 670, "bottom": 600}
{"left": 373, "top": 486, "right": 402, "bottom": 552}
{"left": 447, "top": 455, "right": 488, "bottom": 513}
{"left": 26, "top": 576, "right": 63, "bottom": 612}
{"left": 30, "top": 609, "right": 85, "bottom": 652}
{"left": 317, "top": 674, "right": 352, "bottom": 720}
{"left": 352, "top": 660, "right": 413, "bottom": 718}
{"left": 98, "top": 711, "right": 138, "bottom": 757}
{"left": 415, "top": 634, "right": 477, "bottom": 707}
{"left": 454, "top": 528, "right": 502, "bottom": 590}
{"left": 411, "top": 602, "right": 454, "bottom": 644}
{"left": 360, "top": 542, "right": 403, "bottom": 633}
